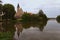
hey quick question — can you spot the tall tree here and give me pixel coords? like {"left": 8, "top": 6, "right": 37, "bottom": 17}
{"left": 2, "top": 4, "right": 16, "bottom": 19}
{"left": 38, "top": 10, "right": 45, "bottom": 16}
{"left": 56, "top": 15, "right": 60, "bottom": 23}
{"left": 38, "top": 10, "right": 47, "bottom": 20}
{"left": 0, "top": 0, "right": 3, "bottom": 14}
{"left": 0, "top": 4, "right": 2, "bottom": 14}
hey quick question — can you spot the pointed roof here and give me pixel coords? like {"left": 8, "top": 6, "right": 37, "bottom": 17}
{"left": 17, "top": 3, "right": 20, "bottom": 8}
{"left": 0, "top": 0, "right": 2, "bottom": 4}
{"left": 0, "top": 0, "right": 2, "bottom": 2}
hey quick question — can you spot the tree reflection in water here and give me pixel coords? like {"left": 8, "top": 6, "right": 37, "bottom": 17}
{"left": 56, "top": 19, "right": 60, "bottom": 23}
{"left": 21, "top": 20, "right": 47, "bottom": 31}
{"left": 0, "top": 20, "right": 48, "bottom": 40}
{"left": 14, "top": 20, "right": 48, "bottom": 40}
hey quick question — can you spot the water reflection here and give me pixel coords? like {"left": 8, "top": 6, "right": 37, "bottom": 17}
{"left": 2, "top": 21, "right": 15, "bottom": 32}
{"left": 0, "top": 20, "right": 48, "bottom": 40}
{"left": 14, "top": 20, "right": 47, "bottom": 40}
{"left": 0, "top": 19, "right": 60, "bottom": 40}
{"left": 56, "top": 19, "right": 60, "bottom": 23}
{"left": 14, "top": 22, "right": 23, "bottom": 37}
{"left": 22, "top": 20, "right": 47, "bottom": 31}
{"left": 0, "top": 22, "right": 3, "bottom": 32}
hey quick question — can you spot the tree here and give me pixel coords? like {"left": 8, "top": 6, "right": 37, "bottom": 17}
{"left": 56, "top": 15, "right": 60, "bottom": 23}
{"left": 21, "top": 13, "right": 31, "bottom": 22}
{"left": 2, "top": 4, "right": 16, "bottom": 19}
{"left": 0, "top": 4, "right": 2, "bottom": 14}
{"left": 0, "top": 0, "right": 3, "bottom": 21}
{"left": 38, "top": 10, "right": 47, "bottom": 21}
{"left": 0, "top": 0, "right": 3, "bottom": 14}
{"left": 38, "top": 10, "right": 44, "bottom": 15}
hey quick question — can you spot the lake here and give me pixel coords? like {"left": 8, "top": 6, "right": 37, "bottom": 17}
{"left": 0, "top": 19, "right": 60, "bottom": 40}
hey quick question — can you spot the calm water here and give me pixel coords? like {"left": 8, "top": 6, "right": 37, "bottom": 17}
{"left": 0, "top": 19, "right": 60, "bottom": 40}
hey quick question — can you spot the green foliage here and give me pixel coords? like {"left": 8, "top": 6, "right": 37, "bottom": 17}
{"left": 0, "top": 21, "right": 15, "bottom": 40}
{"left": 0, "top": 32, "right": 14, "bottom": 40}
{"left": 2, "top": 21, "right": 15, "bottom": 32}
{"left": 38, "top": 10, "right": 44, "bottom": 16}
{"left": 56, "top": 15, "right": 60, "bottom": 23}
{"left": 2, "top": 4, "right": 16, "bottom": 19}
{"left": 38, "top": 10, "right": 47, "bottom": 21}
{"left": 21, "top": 20, "right": 47, "bottom": 31}
{"left": 21, "top": 10, "right": 47, "bottom": 22}
{"left": 21, "top": 13, "right": 40, "bottom": 22}
{"left": 21, "top": 13, "right": 31, "bottom": 22}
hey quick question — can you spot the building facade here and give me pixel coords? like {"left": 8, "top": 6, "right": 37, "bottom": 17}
{"left": 15, "top": 4, "right": 24, "bottom": 18}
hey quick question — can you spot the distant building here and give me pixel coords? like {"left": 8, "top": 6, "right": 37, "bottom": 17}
{"left": 15, "top": 4, "right": 24, "bottom": 18}
{"left": 15, "top": 4, "right": 34, "bottom": 19}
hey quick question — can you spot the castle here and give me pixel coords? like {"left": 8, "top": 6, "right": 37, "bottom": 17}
{"left": 15, "top": 4, "right": 24, "bottom": 18}
{"left": 15, "top": 4, "right": 33, "bottom": 19}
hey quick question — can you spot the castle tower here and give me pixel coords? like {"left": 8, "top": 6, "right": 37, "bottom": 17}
{"left": 15, "top": 4, "right": 24, "bottom": 18}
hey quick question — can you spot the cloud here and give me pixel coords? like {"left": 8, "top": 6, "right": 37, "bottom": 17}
{"left": 2, "top": 0, "right": 60, "bottom": 17}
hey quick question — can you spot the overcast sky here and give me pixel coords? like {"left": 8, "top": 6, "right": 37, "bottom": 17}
{"left": 2, "top": 0, "right": 60, "bottom": 18}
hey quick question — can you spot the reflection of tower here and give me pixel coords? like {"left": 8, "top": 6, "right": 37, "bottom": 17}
{"left": 15, "top": 4, "right": 24, "bottom": 18}
{"left": 16, "top": 23, "right": 23, "bottom": 37}
{"left": 14, "top": 23, "right": 23, "bottom": 40}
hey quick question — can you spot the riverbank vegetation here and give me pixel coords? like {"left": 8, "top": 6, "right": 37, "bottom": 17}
{"left": 0, "top": 21, "right": 15, "bottom": 40}
{"left": 0, "top": 3, "right": 48, "bottom": 40}
{"left": 21, "top": 10, "right": 47, "bottom": 22}
{"left": 21, "top": 19, "right": 47, "bottom": 31}
{"left": 1, "top": 21, "right": 16, "bottom": 39}
{"left": 2, "top": 4, "right": 16, "bottom": 20}
{"left": 56, "top": 15, "right": 60, "bottom": 23}
{"left": 0, "top": 3, "right": 47, "bottom": 22}
{"left": 0, "top": 3, "right": 16, "bottom": 21}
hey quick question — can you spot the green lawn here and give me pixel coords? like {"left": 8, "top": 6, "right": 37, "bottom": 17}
{"left": 0, "top": 32, "right": 14, "bottom": 40}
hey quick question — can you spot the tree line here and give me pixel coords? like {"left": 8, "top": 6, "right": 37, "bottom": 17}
{"left": 0, "top": 0, "right": 60, "bottom": 22}
{"left": 56, "top": 15, "right": 60, "bottom": 23}
{"left": 0, "top": 2, "right": 48, "bottom": 22}
{"left": 21, "top": 10, "right": 47, "bottom": 22}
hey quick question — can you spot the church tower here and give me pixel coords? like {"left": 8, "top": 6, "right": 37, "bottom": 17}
{"left": 15, "top": 4, "right": 24, "bottom": 18}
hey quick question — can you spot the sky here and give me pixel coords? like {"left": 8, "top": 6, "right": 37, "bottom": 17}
{"left": 1, "top": 0, "right": 60, "bottom": 18}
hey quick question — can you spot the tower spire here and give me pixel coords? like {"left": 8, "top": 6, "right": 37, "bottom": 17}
{"left": 15, "top": 1, "right": 24, "bottom": 18}
{"left": 0, "top": 0, "right": 2, "bottom": 4}
{"left": 17, "top": 3, "right": 20, "bottom": 8}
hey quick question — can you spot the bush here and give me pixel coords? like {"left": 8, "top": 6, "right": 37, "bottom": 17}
{"left": 56, "top": 15, "right": 60, "bottom": 23}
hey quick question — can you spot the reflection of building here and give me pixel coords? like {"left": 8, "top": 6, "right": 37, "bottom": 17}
{"left": 14, "top": 23, "right": 23, "bottom": 38}
{"left": 15, "top": 4, "right": 24, "bottom": 18}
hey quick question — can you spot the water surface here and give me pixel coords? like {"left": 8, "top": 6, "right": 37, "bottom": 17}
{"left": 0, "top": 19, "right": 60, "bottom": 40}
{"left": 14, "top": 19, "right": 60, "bottom": 40}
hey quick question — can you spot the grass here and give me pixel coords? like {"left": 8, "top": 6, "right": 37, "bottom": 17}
{"left": 0, "top": 32, "right": 14, "bottom": 40}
